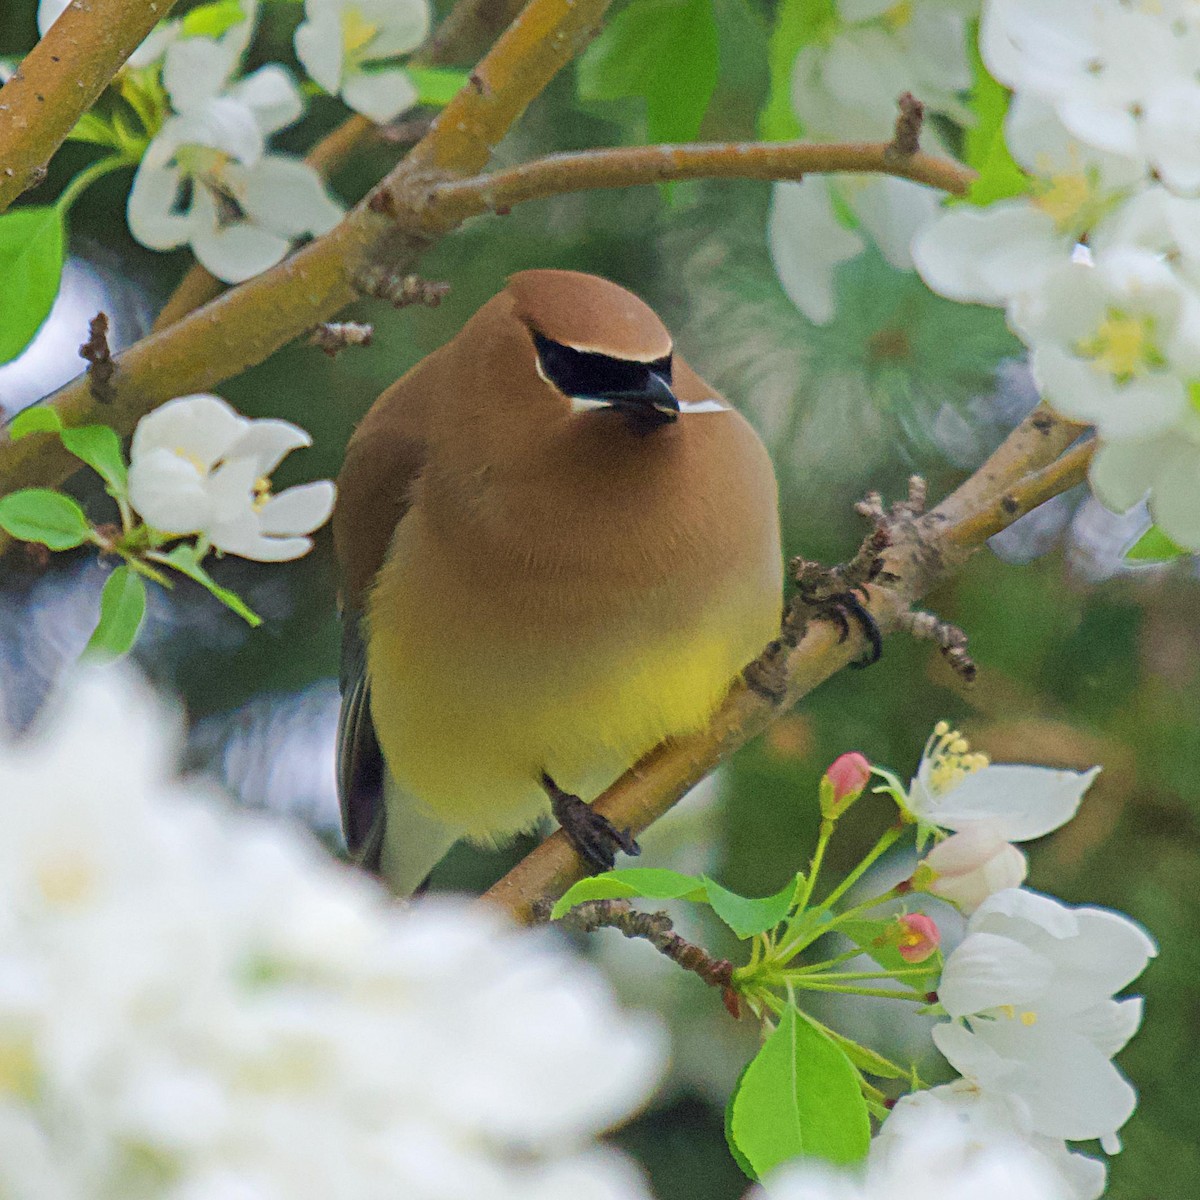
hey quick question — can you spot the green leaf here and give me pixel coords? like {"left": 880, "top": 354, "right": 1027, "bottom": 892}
{"left": 704, "top": 875, "right": 797, "bottom": 939}
{"left": 84, "top": 566, "right": 146, "bottom": 659}
{"left": 578, "top": 0, "right": 719, "bottom": 146}
{"left": 9, "top": 406, "right": 64, "bottom": 439}
{"left": 550, "top": 868, "right": 709, "bottom": 919}
{"left": 0, "top": 489, "right": 91, "bottom": 549}
{"left": 961, "top": 29, "right": 1030, "bottom": 207}
{"left": 0, "top": 207, "right": 66, "bottom": 364}
{"left": 758, "top": 0, "right": 834, "bottom": 140}
{"left": 60, "top": 425, "right": 128, "bottom": 497}
{"left": 408, "top": 67, "right": 471, "bottom": 108}
{"left": 838, "top": 918, "right": 942, "bottom": 986}
{"left": 724, "top": 1061, "right": 757, "bottom": 1179}
{"left": 820, "top": 1026, "right": 908, "bottom": 1081}
{"left": 181, "top": 0, "right": 244, "bottom": 38}
{"left": 1126, "top": 525, "right": 1189, "bottom": 562}
{"left": 728, "top": 1003, "right": 870, "bottom": 1178}
{"left": 156, "top": 544, "right": 263, "bottom": 626}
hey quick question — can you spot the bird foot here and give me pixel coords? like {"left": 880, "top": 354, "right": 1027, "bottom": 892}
{"left": 815, "top": 590, "right": 883, "bottom": 669}
{"left": 543, "top": 774, "right": 640, "bottom": 873}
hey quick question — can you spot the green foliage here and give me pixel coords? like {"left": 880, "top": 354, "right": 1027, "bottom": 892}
{"left": 551, "top": 868, "right": 709, "bottom": 917}
{"left": 838, "top": 917, "right": 942, "bottom": 990}
{"left": 726, "top": 1003, "right": 870, "bottom": 1178}
{"left": 1126, "top": 525, "right": 1187, "bottom": 562}
{"left": 85, "top": 566, "right": 147, "bottom": 659}
{"left": 11, "top": 408, "right": 128, "bottom": 499}
{"left": 962, "top": 29, "right": 1030, "bottom": 206}
{"left": 0, "top": 488, "right": 91, "bottom": 550}
{"left": 704, "top": 875, "right": 796, "bottom": 938}
{"left": 758, "top": 0, "right": 834, "bottom": 140}
{"left": 153, "top": 544, "right": 263, "bottom": 627}
{"left": 0, "top": 206, "right": 65, "bottom": 364}
{"left": 181, "top": 0, "right": 245, "bottom": 39}
{"left": 408, "top": 67, "right": 472, "bottom": 107}
{"left": 578, "top": 0, "right": 719, "bottom": 146}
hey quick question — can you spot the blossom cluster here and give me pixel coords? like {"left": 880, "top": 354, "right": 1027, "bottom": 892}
{"left": 36, "top": 0, "right": 430, "bottom": 282}
{"left": 768, "top": 0, "right": 978, "bottom": 324}
{"left": 0, "top": 668, "right": 664, "bottom": 1198}
{"left": 875, "top": 726, "right": 1155, "bottom": 1199}
{"left": 915, "top": 0, "right": 1200, "bottom": 550}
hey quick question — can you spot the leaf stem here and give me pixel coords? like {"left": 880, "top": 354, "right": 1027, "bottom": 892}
{"left": 55, "top": 155, "right": 133, "bottom": 214}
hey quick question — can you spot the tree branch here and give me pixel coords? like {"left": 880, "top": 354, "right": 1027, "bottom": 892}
{"left": 481, "top": 407, "right": 1091, "bottom": 923}
{"left": 0, "top": 0, "right": 614, "bottom": 553}
{"left": 424, "top": 139, "right": 974, "bottom": 225}
{"left": 0, "top": 0, "right": 180, "bottom": 215}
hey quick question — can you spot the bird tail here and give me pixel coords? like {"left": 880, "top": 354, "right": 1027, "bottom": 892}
{"left": 377, "top": 774, "right": 461, "bottom": 898}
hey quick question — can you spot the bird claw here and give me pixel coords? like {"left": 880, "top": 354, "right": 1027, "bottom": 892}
{"left": 543, "top": 774, "right": 641, "bottom": 872}
{"left": 817, "top": 591, "right": 883, "bottom": 669}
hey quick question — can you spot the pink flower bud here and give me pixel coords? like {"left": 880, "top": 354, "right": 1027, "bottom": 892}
{"left": 819, "top": 752, "right": 872, "bottom": 818}
{"left": 896, "top": 913, "right": 941, "bottom": 963}
{"left": 921, "top": 823, "right": 1028, "bottom": 913}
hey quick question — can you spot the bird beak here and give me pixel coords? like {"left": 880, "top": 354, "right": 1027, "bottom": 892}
{"left": 570, "top": 369, "right": 680, "bottom": 426}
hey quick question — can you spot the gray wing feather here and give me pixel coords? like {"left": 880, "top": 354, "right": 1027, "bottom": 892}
{"left": 337, "top": 614, "right": 386, "bottom": 871}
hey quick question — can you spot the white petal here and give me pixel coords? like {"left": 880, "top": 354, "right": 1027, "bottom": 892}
{"left": 163, "top": 36, "right": 239, "bottom": 112}
{"left": 227, "top": 419, "right": 313, "bottom": 475}
{"left": 358, "top": 0, "right": 431, "bottom": 58}
{"left": 913, "top": 203, "right": 1060, "bottom": 306}
{"left": 131, "top": 394, "right": 248, "bottom": 469}
{"left": 972, "top": 887, "right": 1080, "bottom": 940}
{"left": 176, "top": 97, "right": 265, "bottom": 166}
{"left": 939, "top": 931, "right": 1053, "bottom": 1016}
{"left": 210, "top": 524, "right": 315, "bottom": 561}
{"left": 925, "top": 764, "right": 1100, "bottom": 841}
{"left": 1031, "top": 346, "right": 1187, "bottom": 441}
{"left": 294, "top": 9, "right": 345, "bottom": 93}
{"left": 768, "top": 180, "right": 865, "bottom": 325}
{"left": 341, "top": 68, "right": 420, "bottom": 124}
{"left": 233, "top": 64, "right": 304, "bottom": 136}
{"left": 930, "top": 838, "right": 1028, "bottom": 913}
{"left": 205, "top": 456, "right": 260, "bottom": 526}
{"left": 190, "top": 218, "right": 291, "bottom": 284}
{"left": 256, "top": 481, "right": 336, "bottom": 536}
{"left": 849, "top": 175, "right": 940, "bottom": 271}
{"left": 127, "top": 449, "right": 212, "bottom": 534}
{"left": 1149, "top": 441, "right": 1200, "bottom": 550}
{"left": 238, "top": 157, "right": 343, "bottom": 239}
{"left": 1088, "top": 438, "right": 1160, "bottom": 513}
{"left": 1074, "top": 997, "right": 1144, "bottom": 1058}
{"left": 1058, "top": 97, "right": 1140, "bottom": 160}
{"left": 126, "top": 161, "right": 191, "bottom": 252}
{"left": 127, "top": 21, "right": 179, "bottom": 69}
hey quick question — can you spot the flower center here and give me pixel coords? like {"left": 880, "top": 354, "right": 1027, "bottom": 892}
{"left": 998, "top": 1004, "right": 1038, "bottom": 1026}
{"left": 174, "top": 447, "right": 212, "bottom": 477}
{"left": 923, "top": 721, "right": 989, "bottom": 795}
{"left": 1032, "top": 172, "right": 1093, "bottom": 234}
{"left": 341, "top": 6, "right": 380, "bottom": 61}
{"left": 881, "top": 0, "right": 913, "bottom": 30}
{"left": 1076, "top": 311, "right": 1165, "bottom": 382}
{"left": 252, "top": 476, "right": 273, "bottom": 512}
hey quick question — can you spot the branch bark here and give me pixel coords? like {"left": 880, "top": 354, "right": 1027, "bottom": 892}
{"left": 428, "top": 139, "right": 973, "bottom": 224}
{"left": 482, "top": 407, "right": 1090, "bottom": 923}
{"left": 0, "top": 0, "right": 615, "bottom": 554}
{"left": 0, "top": 0, "right": 180, "bottom": 214}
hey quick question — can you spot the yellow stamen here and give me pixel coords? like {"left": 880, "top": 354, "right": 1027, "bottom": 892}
{"left": 1077, "top": 311, "right": 1164, "bottom": 381}
{"left": 923, "top": 725, "right": 989, "bottom": 794}
{"left": 999, "top": 1004, "right": 1016, "bottom": 1020}
{"left": 252, "top": 477, "right": 273, "bottom": 513}
{"left": 1020, "top": 1010, "right": 1038, "bottom": 1026}
{"left": 882, "top": 0, "right": 913, "bottom": 30}
{"left": 1032, "top": 172, "right": 1092, "bottom": 233}
{"left": 37, "top": 857, "right": 95, "bottom": 907}
{"left": 341, "top": 6, "right": 379, "bottom": 56}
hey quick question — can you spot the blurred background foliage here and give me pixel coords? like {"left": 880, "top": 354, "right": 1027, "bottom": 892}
{"left": 1, "top": 1, "right": 1197, "bottom": 1197}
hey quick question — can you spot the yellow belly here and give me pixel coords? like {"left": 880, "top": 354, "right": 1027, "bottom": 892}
{"left": 366, "top": 526, "right": 780, "bottom": 842}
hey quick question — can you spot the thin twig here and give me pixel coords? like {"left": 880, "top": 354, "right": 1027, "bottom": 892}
{"left": 78, "top": 312, "right": 115, "bottom": 403}
{"left": 0, "top": 0, "right": 181, "bottom": 214}
{"left": 546, "top": 898, "right": 735, "bottom": 991}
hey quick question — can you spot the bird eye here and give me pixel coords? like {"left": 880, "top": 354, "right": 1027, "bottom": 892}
{"left": 533, "top": 332, "right": 671, "bottom": 398}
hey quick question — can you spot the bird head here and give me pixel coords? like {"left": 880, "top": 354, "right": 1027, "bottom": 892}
{"left": 500, "top": 269, "right": 726, "bottom": 434}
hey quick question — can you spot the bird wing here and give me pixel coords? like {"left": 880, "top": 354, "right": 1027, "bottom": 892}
{"left": 333, "top": 376, "right": 430, "bottom": 873}
{"left": 336, "top": 614, "right": 386, "bottom": 869}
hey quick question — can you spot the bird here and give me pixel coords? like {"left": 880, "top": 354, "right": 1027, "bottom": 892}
{"left": 333, "top": 269, "right": 784, "bottom": 896}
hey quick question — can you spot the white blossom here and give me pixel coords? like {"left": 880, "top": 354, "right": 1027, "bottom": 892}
{"left": 756, "top": 1106, "right": 1075, "bottom": 1200}
{"left": 876, "top": 1085, "right": 1106, "bottom": 1200}
{"left": 295, "top": 0, "right": 431, "bottom": 123}
{"left": 932, "top": 887, "right": 1155, "bottom": 1148}
{"left": 127, "top": 17, "right": 342, "bottom": 283}
{"left": 127, "top": 393, "right": 336, "bottom": 561}
{"left": 38, "top": 0, "right": 182, "bottom": 65}
{"left": 0, "top": 668, "right": 665, "bottom": 1199}
{"left": 919, "top": 821, "right": 1028, "bottom": 913}
{"left": 903, "top": 722, "right": 1099, "bottom": 843}
{"left": 768, "top": 0, "right": 977, "bottom": 324}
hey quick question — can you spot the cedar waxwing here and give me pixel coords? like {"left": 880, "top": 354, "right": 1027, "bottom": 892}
{"left": 333, "top": 270, "right": 783, "bottom": 895}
